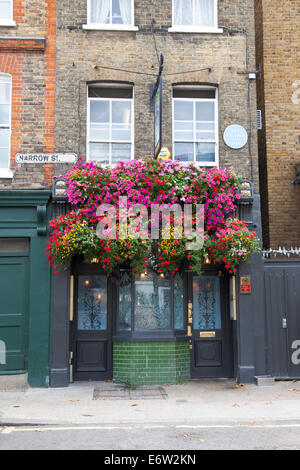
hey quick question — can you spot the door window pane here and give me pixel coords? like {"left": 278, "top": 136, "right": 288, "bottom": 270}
{"left": 77, "top": 275, "right": 107, "bottom": 330}
{"left": 193, "top": 276, "right": 221, "bottom": 330}
{"left": 119, "top": 270, "right": 132, "bottom": 331}
{"left": 134, "top": 272, "right": 171, "bottom": 330}
{"left": 174, "top": 272, "right": 184, "bottom": 329}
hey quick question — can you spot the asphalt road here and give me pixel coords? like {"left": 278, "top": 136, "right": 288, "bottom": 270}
{"left": 1, "top": 422, "right": 300, "bottom": 450}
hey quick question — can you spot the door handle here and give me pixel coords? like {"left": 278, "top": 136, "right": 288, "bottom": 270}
{"left": 188, "top": 302, "right": 193, "bottom": 324}
{"left": 282, "top": 318, "right": 287, "bottom": 329}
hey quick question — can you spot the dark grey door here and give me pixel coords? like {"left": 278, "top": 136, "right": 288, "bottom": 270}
{"left": 190, "top": 274, "right": 233, "bottom": 378}
{"left": 265, "top": 263, "right": 300, "bottom": 378}
{"left": 71, "top": 267, "right": 112, "bottom": 381}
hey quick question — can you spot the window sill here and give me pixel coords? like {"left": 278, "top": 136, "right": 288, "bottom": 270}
{"left": 82, "top": 24, "right": 139, "bottom": 32}
{"left": 168, "top": 26, "right": 223, "bottom": 34}
{"left": 0, "top": 20, "right": 16, "bottom": 27}
{"left": 0, "top": 169, "right": 14, "bottom": 179}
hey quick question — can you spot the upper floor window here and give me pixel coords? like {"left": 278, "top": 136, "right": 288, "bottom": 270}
{"left": 170, "top": 0, "right": 222, "bottom": 33}
{"left": 173, "top": 86, "right": 218, "bottom": 166}
{"left": 0, "top": 0, "right": 14, "bottom": 26}
{"left": 84, "top": 0, "right": 138, "bottom": 30}
{"left": 0, "top": 74, "right": 11, "bottom": 174}
{"left": 87, "top": 84, "right": 134, "bottom": 166}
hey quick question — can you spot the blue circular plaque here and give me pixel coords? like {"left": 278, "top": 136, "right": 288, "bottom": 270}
{"left": 223, "top": 125, "right": 248, "bottom": 149}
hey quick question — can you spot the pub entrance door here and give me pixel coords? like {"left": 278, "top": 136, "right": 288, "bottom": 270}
{"left": 190, "top": 273, "right": 234, "bottom": 379}
{"left": 70, "top": 265, "right": 113, "bottom": 381}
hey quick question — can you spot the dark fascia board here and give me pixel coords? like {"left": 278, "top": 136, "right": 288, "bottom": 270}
{"left": 0, "top": 190, "right": 51, "bottom": 207}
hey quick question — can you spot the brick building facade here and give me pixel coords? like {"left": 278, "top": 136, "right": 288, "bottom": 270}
{"left": 255, "top": 0, "right": 300, "bottom": 248}
{"left": 1, "top": 0, "right": 268, "bottom": 388}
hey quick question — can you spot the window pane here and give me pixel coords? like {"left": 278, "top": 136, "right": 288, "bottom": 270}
{"left": 111, "top": 101, "right": 131, "bottom": 140}
{"left": 0, "top": 82, "right": 10, "bottom": 104}
{"left": 90, "top": 101, "right": 110, "bottom": 140}
{"left": 196, "top": 142, "right": 215, "bottom": 162}
{"left": 90, "top": 100, "right": 109, "bottom": 123}
{"left": 193, "top": 276, "right": 221, "bottom": 330}
{"left": 0, "top": 128, "right": 9, "bottom": 168}
{"left": 134, "top": 272, "right": 171, "bottom": 330}
{"left": 77, "top": 275, "right": 107, "bottom": 331}
{"left": 112, "top": 123, "right": 131, "bottom": 141}
{"left": 112, "top": 100, "right": 131, "bottom": 123}
{"left": 174, "top": 273, "right": 184, "bottom": 330}
{"left": 90, "top": 142, "right": 110, "bottom": 165}
{"left": 119, "top": 270, "right": 132, "bottom": 331}
{"left": 90, "top": 122, "right": 110, "bottom": 141}
{"left": 174, "top": 101, "right": 193, "bottom": 121}
{"left": 112, "top": 0, "right": 131, "bottom": 25}
{"left": 0, "top": 1, "right": 11, "bottom": 19}
{"left": 174, "top": 0, "right": 193, "bottom": 25}
{"left": 174, "top": 142, "right": 194, "bottom": 162}
{"left": 194, "top": 0, "right": 215, "bottom": 27}
{"left": 0, "top": 104, "right": 9, "bottom": 124}
{"left": 111, "top": 143, "right": 131, "bottom": 164}
{"left": 196, "top": 101, "right": 215, "bottom": 121}
{"left": 196, "top": 121, "right": 215, "bottom": 140}
{"left": 90, "top": 0, "right": 110, "bottom": 24}
{"left": 174, "top": 121, "right": 193, "bottom": 141}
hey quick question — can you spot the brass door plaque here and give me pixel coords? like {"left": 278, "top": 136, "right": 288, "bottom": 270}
{"left": 200, "top": 331, "right": 216, "bottom": 338}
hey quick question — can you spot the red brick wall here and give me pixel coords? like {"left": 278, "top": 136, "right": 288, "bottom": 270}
{"left": 0, "top": 0, "right": 56, "bottom": 189}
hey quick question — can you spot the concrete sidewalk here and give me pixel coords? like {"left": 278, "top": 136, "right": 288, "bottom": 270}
{"left": 1, "top": 379, "right": 300, "bottom": 426}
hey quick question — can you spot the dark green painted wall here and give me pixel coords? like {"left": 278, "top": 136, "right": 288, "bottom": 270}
{"left": 0, "top": 191, "right": 51, "bottom": 387}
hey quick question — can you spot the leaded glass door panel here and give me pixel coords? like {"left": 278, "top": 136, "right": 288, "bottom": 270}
{"left": 190, "top": 273, "right": 233, "bottom": 378}
{"left": 71, "top": 266, "right": 112, "bottom": 381}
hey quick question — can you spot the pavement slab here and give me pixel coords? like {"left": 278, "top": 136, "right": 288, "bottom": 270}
{"left": 0, "top": 379, "right": 300, "bottom": 426}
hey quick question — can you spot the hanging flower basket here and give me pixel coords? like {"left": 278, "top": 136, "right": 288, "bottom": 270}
{"left": 46, "top": 158, "right": 260, "bottom": 275}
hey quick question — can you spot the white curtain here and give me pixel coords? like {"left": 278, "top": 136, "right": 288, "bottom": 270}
{"left": 90, "top": 0, "right": 110, "bottom": 24}
{"left": 194, "top": 0, "right": 215, "bottom": 27}
{"left": 174, "top": 0, "right": 193, "bottom": 26}
{"left": 119, "top": 0, "right": 131, "bottom": 25}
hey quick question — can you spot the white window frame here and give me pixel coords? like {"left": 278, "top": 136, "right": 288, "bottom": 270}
{"left": 87, "top": 85, "right": 134, "bottom": 166}
{"left": 83, "top": 0, "right": 138, "bottom": 31}
{"left": 0, "top": 73, "right": 13, "bottom": 178}
{"left": 172, "top": 87, "right": 219, "bottom": 167}
{"left": 169, "top": 0, "right": 223, "bottom": 34}
{"left": 0, "top": 0, "right": 16, "bottom": 27}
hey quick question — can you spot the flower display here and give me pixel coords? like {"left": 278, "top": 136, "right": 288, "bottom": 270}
{"left": 46, "top": 158, "right": 260, "bottom": 275}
